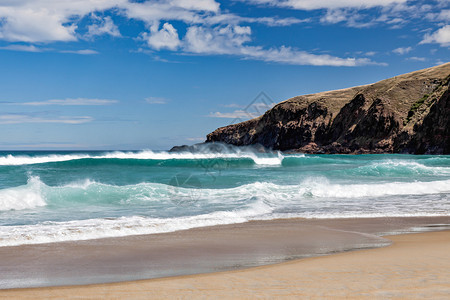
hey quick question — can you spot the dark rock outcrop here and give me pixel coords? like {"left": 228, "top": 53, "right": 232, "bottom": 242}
{"left": 394, "top": 88, "right": 450, "bottom": 154}
{"left": 206, "top": 63, "right": 450, "bottom": 154}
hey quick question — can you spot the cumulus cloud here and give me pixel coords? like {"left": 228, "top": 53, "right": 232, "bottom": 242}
{"left": 392, "top": 46, "right": 412, "bottom": 55}
{"left": 0, "top": 0, "right": 306, "bottom": 44}
{"left": 320, "top": 9, "right": 349, "bottom": 24}
{"left": 0, "top": 0, "right": 383, "bottom": 66}
{"left": 183, "top": 25, "right": 378, "bottom": 66}
{"left": 86, "top": 16, "right": 121, "bottom": 38}
{"left": 0, "top": 0, "right": 126, "bottom": 42}
{"left": 184, "top": 25, "right": 252, "bottom": 54}
{"left": 0, "top": 0, "right": 221, "bottom": 43}
{"left": 421, "top": 25, "right": 450, "bottom": 47}
{"left": 144, "top": 23, "right": 181, "bottom": 50}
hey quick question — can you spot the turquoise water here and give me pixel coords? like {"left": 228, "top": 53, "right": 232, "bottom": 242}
{"left": 0, "top": 146, "right": 449, "bottom": 246}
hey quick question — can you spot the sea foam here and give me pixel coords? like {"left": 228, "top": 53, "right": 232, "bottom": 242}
{"left": 0, "top": 176, "right": 46, "bottom": 211}
{"left": 0, "top": 200, "right": 273, "bottom": 247}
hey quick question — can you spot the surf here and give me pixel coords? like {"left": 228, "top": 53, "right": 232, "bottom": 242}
{"left": 0, "top": 151, "right": 449, "bottom": 247}
{"left": 1, "top": 176, "right": 449, "bottom": 212}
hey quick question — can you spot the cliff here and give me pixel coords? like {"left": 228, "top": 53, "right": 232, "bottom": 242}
{"left": 206, "top": 63, "right": 450, "bottom": 154}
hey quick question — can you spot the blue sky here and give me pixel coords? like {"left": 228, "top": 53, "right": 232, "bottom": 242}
{"left": 0, "top": 0, "right": 448, "bottom": 150}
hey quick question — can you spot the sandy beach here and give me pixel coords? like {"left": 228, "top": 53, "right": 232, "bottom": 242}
{"left": 1, "top": 217, "right": 450, "bottom": 299}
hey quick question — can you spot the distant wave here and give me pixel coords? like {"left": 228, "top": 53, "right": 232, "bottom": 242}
{"left": 347, "top": 160, "right": 450, "bottom": 176}
{"left": 1, "top": 152, "right": 449, "bottom": 178}
{"left": 0, "top": 150, "right": 291, "bottom": 166}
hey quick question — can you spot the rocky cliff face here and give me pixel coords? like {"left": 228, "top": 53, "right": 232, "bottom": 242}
{"left": 206, "top": 63, "right": 450, "bottom": 154}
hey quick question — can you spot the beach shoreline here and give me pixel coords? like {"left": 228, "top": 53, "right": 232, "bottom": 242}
{"left": 1, "top": 229, "right": 450, "bottom": 299}
{"left": 0, "top": 216, "right": 449, "bottom": 295}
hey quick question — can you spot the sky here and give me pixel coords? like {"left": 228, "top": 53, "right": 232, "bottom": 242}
{"left": 0, "top": 0, "right": 448, "bottom": 150}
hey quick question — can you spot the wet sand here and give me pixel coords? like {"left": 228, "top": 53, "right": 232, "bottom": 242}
{"left": 1, "top": 217, "right": 450, "bottom": 298}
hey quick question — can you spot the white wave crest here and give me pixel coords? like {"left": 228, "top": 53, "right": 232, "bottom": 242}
{"left": 356, "top": 160, "right": 450, "bottom": 176}
{"left": 298, "top": 177, "right": 450, "bottom": 198}
{"left": 0, "top": 150, "right": 288, "bottom": 166}
{"left": 1, "top": 176, "right": 450, "bottom": 212}
{"left": 0, "top": 153, "right": 91, "bottom": 165}
{"left": 0, "top": 176, "right": 46, "bottom": 211}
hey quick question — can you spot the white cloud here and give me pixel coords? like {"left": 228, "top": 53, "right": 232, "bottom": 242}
{"left": 245, "top": 0, "right": 406, "bottom": 10}
{"left": 59, "top": 49, "right": 99, "bottom": 55}
{"left": 392, "top": 46, "right": 412, "bottom": 54}
{"left": 199, "top": 12, "right": 308, "bottom": 27}
{"left": 0, "top": 0, "right": 384, "bottom": 66}
{"left": 421, "top": 25, "right": 450, "bottom": 47}
{"left": 0, "top": 44, "right": 42, "bottom": 52}
{"left": 247, "top": 0, "right": 435, "bottom": 30}
{"left": 321, "top": 9, "right": 348, "bottom": 24}
{"left": 209, "top": 110, "right": 259, "bottom": 119}
{"left": 0, "top": 45, "right": 98, "bottom": 55}
{"left": 123, "top": 1, "right": 216, "bottom": 28}
{"left": 407, "top": 56, "right": 426, "bottom": 61}
{"left": 425, "top": 9, "right": 450, "bottom": 22}
{"left": 438, "top": 9, "right": 450, "bottom": 21}
{"left": 245, "top": 16, "right": 308, "bottom": 26}
{"left": 145, "top": 97, "right": 168, "bottom": 104}
{"left": 184, "top": 25, "right": 252, "bottom": 54}
{"left": 242, "top": 46, "right": 378, "bottom": 66}
{"left": 86, "top": 16, "right": 121, "bottom": 38}
{"left": 18, "top": 98, "right": 118, "bottom": 106}
{"left": 0, "top": 0, "right": 127, "bottom": 42}
{"left": 144, "top": 23, "right": 181, "bottom": 50}
{"left": 183, "top": 25, "right": 379, "bottom": 66}
{"left": 169, "top": 0, "right": 220, "bottom": 12}
{"left": 0, "top": 114, "right": 93, "bottom": 124}
{"left": 0, "top": 0, "right": 304, "bottom": 44}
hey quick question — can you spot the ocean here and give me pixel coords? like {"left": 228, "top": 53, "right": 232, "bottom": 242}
{"left": 0, "top": 145, "right": 449, "bottom": 247}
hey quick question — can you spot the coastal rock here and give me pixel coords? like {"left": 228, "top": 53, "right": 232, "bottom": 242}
{"left": 206, "top": 63, "right": 450, "bottom": 154}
